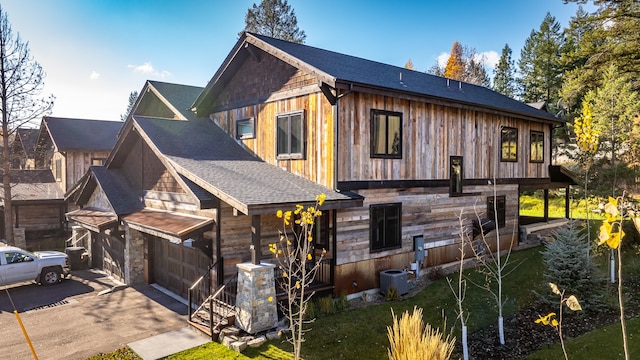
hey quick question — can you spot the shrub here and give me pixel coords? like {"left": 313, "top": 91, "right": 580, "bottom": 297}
{"left": 385, "top": 286, "right": 399, "bottom": 301}
{"left": 303, "top": 300, "right": 316, "bottom": 321}
{"left": 335, "top": 291, "right": 349, "bottom": 311}
{"left": 387, "top": 306, "right": 454, "bottom": 360}
{"left": 318, "top": 295, "right": 336, "bottom": 315}
{"left": 541, "top": 220, "right": 606, "bottom": 312}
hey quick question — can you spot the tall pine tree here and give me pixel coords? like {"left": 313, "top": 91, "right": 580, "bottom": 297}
{"left": 444, "top": 41, "right": 465, "bottom": 80}
{"left": 241, "top": 0, "right": 306, "bottom": 43}
{"left": 493, "top": 44, "right": 516, "bottom": 98}
{"left": 518, "top": 12, "right": 565, "bottom": 113}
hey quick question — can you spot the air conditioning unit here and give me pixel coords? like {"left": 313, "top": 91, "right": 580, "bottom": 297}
{"left": 380, "top": 269, "right": 408, "bottom": 295}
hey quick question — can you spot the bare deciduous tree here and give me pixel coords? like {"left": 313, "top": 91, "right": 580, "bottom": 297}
{"left": 0, "top": 5, "right": 54, "bottom": 244}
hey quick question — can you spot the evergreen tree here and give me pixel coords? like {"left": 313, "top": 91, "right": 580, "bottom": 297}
{"left": 433, "top": 41, "right": 489, "bottom": 87}
{"left": 121, "top": 90, "right": 138, "bottom": 121}
{"left": 241, "top": 0, "right": 306, "bottom": 43}
{"left": 518, "top": 12, "right": 565, "bottom": 113}
{"left": 492, "top": 44, "right": 517, "bottom": 98}
{"left": 541, "top": 221, "right": 605, "bottom": 312}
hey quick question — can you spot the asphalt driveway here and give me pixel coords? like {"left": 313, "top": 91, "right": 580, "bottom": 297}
{"left": 0, "top": 269, "right": 188, "bottom": 359}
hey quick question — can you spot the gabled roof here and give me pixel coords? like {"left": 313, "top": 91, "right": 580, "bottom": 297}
{"left": 15, "top": 128, "right": 39, "bottom": 158}
{"left": 133, "top": 114, "right": 361, "bottom": 215}
{"left": 41, "top": 116, "right": 123, "bottom": 152}
{"left": 193, "top": 32, "right": 561, "bottom": 124}
{"left": 71, "top": 166, "right": 142, "bottom": 215}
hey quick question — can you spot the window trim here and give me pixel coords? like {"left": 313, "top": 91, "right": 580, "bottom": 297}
{"left": 529, "top": 131, "right": 544, "bottom": 163}
{"left": 500, "top": 127, "right": 518, "bottom": 162}
{"left": 54, "top": 158, "right": 62, "bottom": 182}
{"left": 369, "top": 202, "right": 402, "bottom": 252}
{"left": 236, "top": 117, "right": 255, "bottom": 140}
{"left": 276, "top": 111, "right": 305, "bottom": 160}
{"left": 450, "top": 156, "right": 463, "bottom": 196}
{"left": 370, "top": 109, "right": 403, "bottom": 159}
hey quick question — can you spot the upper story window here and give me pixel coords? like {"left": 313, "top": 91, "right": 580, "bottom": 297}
{"left": 277, "top": 111, "right": 304, "bottom": 160}
{"left": 450, "top": 156, "right": 463, "bottom": 196}
{"left": 371, "top": 110, "right": 402, "bottom": 159}
{"left": 530, "top": 131, "right": 544, "bottom": 163}
{"left": 91, "top": 158, "right": 105, "bottom": 166}
{"left": 236, "top": 117, "right": 255, "bottom": 140}
{"left": 500, "top": 127, "right": 518, "bottom": 162}
{"left": 370, "top": 203, "right": 402, "bottom": 252}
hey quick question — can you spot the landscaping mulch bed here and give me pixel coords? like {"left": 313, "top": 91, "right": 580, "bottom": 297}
{"left": 348, "top": 270, "right": 640, "bottom": 359}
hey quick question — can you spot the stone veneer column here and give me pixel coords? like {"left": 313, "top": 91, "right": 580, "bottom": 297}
{"left": 13, "top": 227, "right": 26, "bottom": 249}
{"left": 235, "top": 262, "right": 278, "bottom": 334}
{"left": 124, "top": 226, "right": 145, "bottom": 285}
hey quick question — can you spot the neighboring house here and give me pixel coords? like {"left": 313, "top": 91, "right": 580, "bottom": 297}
{"left": 67, "top": 32, "right": 572, "bottom": 300}
{"left": 0, "top": 170, "right": 66, "bottom": 243}
{"left": 34, "top": 117, "right": 123, "bottom": 193}
{"left": 10, "top": 128, "right": 39, "bottom": 169}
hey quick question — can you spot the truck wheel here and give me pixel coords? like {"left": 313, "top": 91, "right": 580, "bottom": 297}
{"left": 41, "top": 267, "right": 61, "bottom": 285}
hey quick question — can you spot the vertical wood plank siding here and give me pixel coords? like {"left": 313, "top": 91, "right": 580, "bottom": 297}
{"left": 337, "top": 93, "right": 549, "bottom": 181}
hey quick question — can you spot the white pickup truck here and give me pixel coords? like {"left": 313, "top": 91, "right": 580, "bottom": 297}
{"left": 0, "top": 245, "right": 71, "bottom": 286}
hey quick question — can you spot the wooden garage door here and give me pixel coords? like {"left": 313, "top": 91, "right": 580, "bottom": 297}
{"left": 92, "top": 234, "right": 125, "bottom": 282}
{"left": 153, "top": 239, "right": 210, "bottom": 299}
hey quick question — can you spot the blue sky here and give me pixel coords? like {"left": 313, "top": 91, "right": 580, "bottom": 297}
{"left": 2, "top": 0, "right": 592, "bottom": 122}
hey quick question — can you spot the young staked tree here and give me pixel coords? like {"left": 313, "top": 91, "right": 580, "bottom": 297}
{"left": 0, "top": 6, "right": 54, "bottom": 245}
{"left": 492, "top": 44, "right": 517, "bottom": 98}
{"left": 448, "top": 210, "right": 470, "bottom": 360}
{"left": 241, "top": 0, "right": 306, "bottom": 43}
{"left": 120, "top": 90, "right": 138, "bottom": 121}
{"left": 270, "top": 194, "right": 327, "bottom": 360}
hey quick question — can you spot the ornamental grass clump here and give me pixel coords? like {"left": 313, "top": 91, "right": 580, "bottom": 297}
{"left": 387, "top": 306, "right": 455, "bottom": 360}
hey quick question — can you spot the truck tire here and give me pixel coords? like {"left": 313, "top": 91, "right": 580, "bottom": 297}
{"left": 40, "top": 267, "right": 62, "bottom": 285}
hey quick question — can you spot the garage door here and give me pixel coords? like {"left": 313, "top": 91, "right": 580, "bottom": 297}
{"left": 92, "top": 233, "right": 125, "bottom": 282}
{"left": 153, "top": 239, "right": 210, "bottom": 299}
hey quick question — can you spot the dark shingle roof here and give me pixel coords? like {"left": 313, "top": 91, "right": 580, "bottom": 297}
{"left": 134, "top": 114, "right": 359, "bottom": 213}
{"left": 2, "top": 170, "right": 64, "bottom": 201}
{"left": 44, "top": 117, "right": 123, "bottom": 152}
{"left": 88, "top": 166, "right": 142, "bottom": 214}
{"left": 196, "top": 32, "right": 559, "bottom": 123}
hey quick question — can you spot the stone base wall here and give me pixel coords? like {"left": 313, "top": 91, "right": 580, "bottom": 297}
{"left": 124, "top": 226, "right": 145, "bottom": 285}
{"left": 235, "top": 262, "right": 278, "bottom": 334}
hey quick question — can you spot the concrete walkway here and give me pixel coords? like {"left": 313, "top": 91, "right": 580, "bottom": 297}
{"left": 128, "top": 327, "right": 209, "bottom": 360}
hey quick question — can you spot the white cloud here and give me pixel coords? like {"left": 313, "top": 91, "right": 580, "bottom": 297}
{"left": 479, "top": 50, "right": 500, "bottom": 70}
{"left": 436, "top": 52, "right": 449, "bottom": 68}
{"left": 89, "top": 71, "right": 100, "bottom": 80}
{"left": 127, "top": 62, "right": 171, "bottom": 78}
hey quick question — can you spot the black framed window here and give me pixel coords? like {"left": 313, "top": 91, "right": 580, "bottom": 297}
{"left": 500, "top": 127, "right": 518, "bottom": 162}
{"left": 487, "top": 195, "right": 506, "bottom": 228}
{"left": 450, "top": 156, "right": 463, "bottom": 196}
{"left": 370, "top": 203, "right": 402, "bottom": 252}
{"left": 236, "top": 117, "right": 255, "bottom": 140}
{"left": 530, "top": 131, "right": 544, "bottom": 163}
{"left": 371, "top": 110, "right": 402, "bottom": 158}
{"left": 277, "top": 111, "right": 304, "bottom": 159}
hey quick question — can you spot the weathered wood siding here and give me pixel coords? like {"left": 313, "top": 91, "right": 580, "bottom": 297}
{"left": 210, "top": 54, "right": 335, "bottom": 188}
{"left": 62, "top": 150, "right": 110, "bottom": 192}
{"left": 15, "top": 204, "right": 63, "bottom": 231}
{"left": 120, "top": 135, "right": 184, "bottom": 195}
{"left": 334, "top": 184, "right": 518, "bottom": 294}
{"left": 338, "top": 92, "right": 550, "bottom": 181}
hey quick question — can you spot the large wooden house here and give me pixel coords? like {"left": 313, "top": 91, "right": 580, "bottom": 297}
{"left": 67, "top": 32, "right": 570, "bottom": 299}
